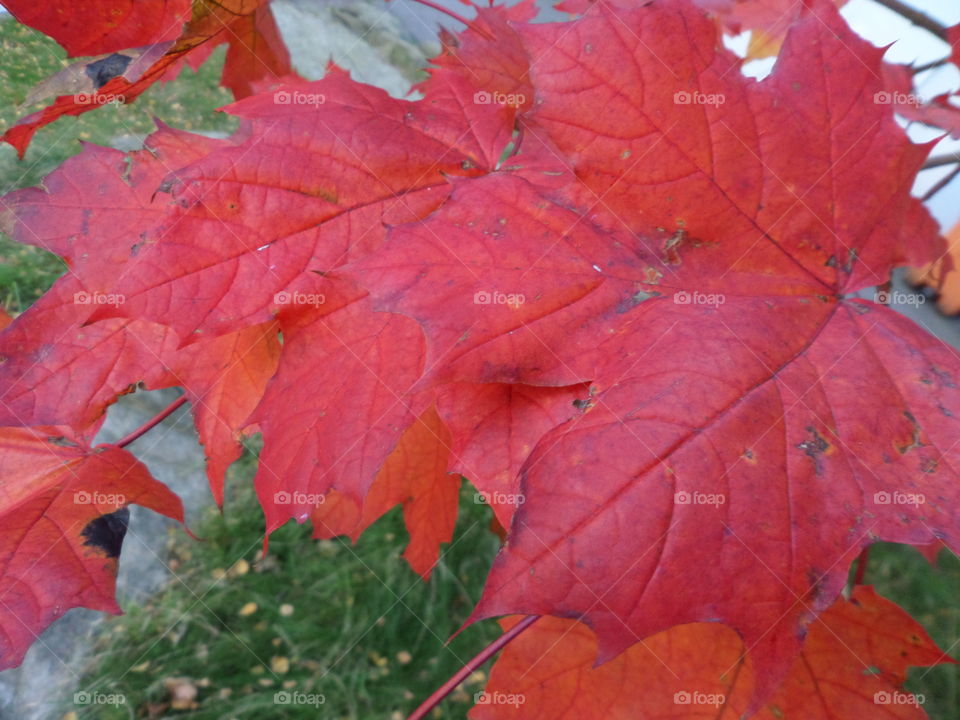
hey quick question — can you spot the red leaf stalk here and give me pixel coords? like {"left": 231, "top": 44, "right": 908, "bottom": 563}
{"left": 399, "top": 0, "right": 496, "bottom": 40}
{"left": 116, "top": 394, "right": 189, "bottom": 449}
{"left": 407, "top": 615, "right": 539, "bottom": 720}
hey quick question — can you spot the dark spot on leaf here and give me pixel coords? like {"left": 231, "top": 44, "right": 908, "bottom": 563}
{"left": 85, "top": 54, "right": 132, "bottom": 90}
{"left": 920, "top": 457, "right": 938, "bottom": 474}
{"left": 897, "top": 410, "right": 925, "bottom": 454}
{"left": 120, "top": 156, "right": 134, "bottom": 185}
{"left": 47, "top": 436, "right": 78, "bottom": 448}
{"left": 844, "top": 248, "right": 858, "bottom": 273}
{"left": 81, "top": 507, "right": 130, "bottom": 559}
{"left": 616, "top": 290, "right": 660, "bottom": 313}
{"left": 317, "top": 188, "right": 338, "bottom": 204}
{"left": 796, "top": 426, "right": 831, "bottom": 475}
{"left": 931, "top": 366, "right": 957, "bottom": 388}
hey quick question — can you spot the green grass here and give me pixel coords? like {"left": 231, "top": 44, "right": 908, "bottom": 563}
{"left": 868, "top": 543, "right": 960, "bottom": 718}
{"left": 68, "top": 453, "right": 501, "bottom": 720}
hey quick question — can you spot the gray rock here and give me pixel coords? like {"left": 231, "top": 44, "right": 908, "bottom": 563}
{"left": 273, "top": 0, "right": 433, "bottom": 97}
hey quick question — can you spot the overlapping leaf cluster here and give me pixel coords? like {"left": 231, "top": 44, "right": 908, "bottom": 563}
{"left": 1, "top": 0, "right": 957, "bottom": 715}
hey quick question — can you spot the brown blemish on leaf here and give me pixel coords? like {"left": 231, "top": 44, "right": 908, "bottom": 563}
{"left": 796, "top": 426, "right": 832, "bottom": 475}
{"left": 896, "top": 410, "right": 926, "bottom": 455}
{"left": 81, "top": 507, "right": 129, "bottom": 559}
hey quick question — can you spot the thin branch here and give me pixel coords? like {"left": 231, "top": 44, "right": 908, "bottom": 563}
{"left": 853, "top": 547, "right": 870, "bottom": 586}
{"left": 923, "top": 154, "right": 960, "bottom": 170}
{"left": 871, "top": 0, "right": 948, "bottom": 40}
{"left": 407, "top": 615, "right": 540, "bottom": 720}
{"left": 115, "top": 394, "right": 189, "bottom": 448}
{"left": 921, "top": 163, "right": 960, "bottom": 201}
{"left": 400, "top": 0, "right": 496, "bottom": 41}
{"left": 912, "top": 57, "right": 950, "bottom": 74}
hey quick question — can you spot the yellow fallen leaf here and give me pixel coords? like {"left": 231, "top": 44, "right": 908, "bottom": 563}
{"left": 908, "top": 221, "right": 960, "bottom": 314}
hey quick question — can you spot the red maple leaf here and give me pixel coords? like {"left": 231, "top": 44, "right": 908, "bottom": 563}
{"left": 0, "top": 0, "right": 956, "bottom": 713}
{"left": 1, "top": 0, "right": 192, "bottom": 56}
{"left": 0, "top": 427, "right": 184, "bottom": 671}
{"left": 347, "top": 0, "right": 955, "bottom": 700}
{"left": 473, "top": 586, "right": 954, "bottom": 719}
{"left": 0, "top": 126, "right": 279, "bottom": 503}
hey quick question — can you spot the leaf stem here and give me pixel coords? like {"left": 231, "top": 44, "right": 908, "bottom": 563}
{"left": 400, "top": 0, "right": 496, "bottom": 40}
{"left": 921, "top": 163, "right": 960, "bottom": 201}
{"left": 853, "top": 546, "right": 870, "bottom": 585}
{"left": 406, "top": 615, "right": 539, "bottom": 720}
{"left": 115, "top": 394, "right": 189, "bottom": 449}
{"left": 923, "top": 154, "right": 960, "bottom": 170}
{"left": 912, "top": 57, "right": 949, "bottom": 74}
{"left": 871, "top": 0, "right": 948, "bottom": 40}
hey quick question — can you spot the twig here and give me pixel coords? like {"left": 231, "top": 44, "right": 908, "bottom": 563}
{"left": 921, "top": 163, "right": 960, "bottom": 201}
{"left": 912, "top": 57, "right": 950, "bottom": 74}
{"left": 871, "top": 0, "right": 948, "bottom": 40}
{"left": 406, "top": 615, "right": 539, "bottom": 720}
{"left": 923, "top": 154, "right": 960, "bottom": 170}
{"left": 853, "top": 547, "right": 870, "bottom": 586}
{"left": 116, "top": 394, "right": 189, "bottom": 448}
{"left": 400, "top": 0, "right": 496, "bottom": 41}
